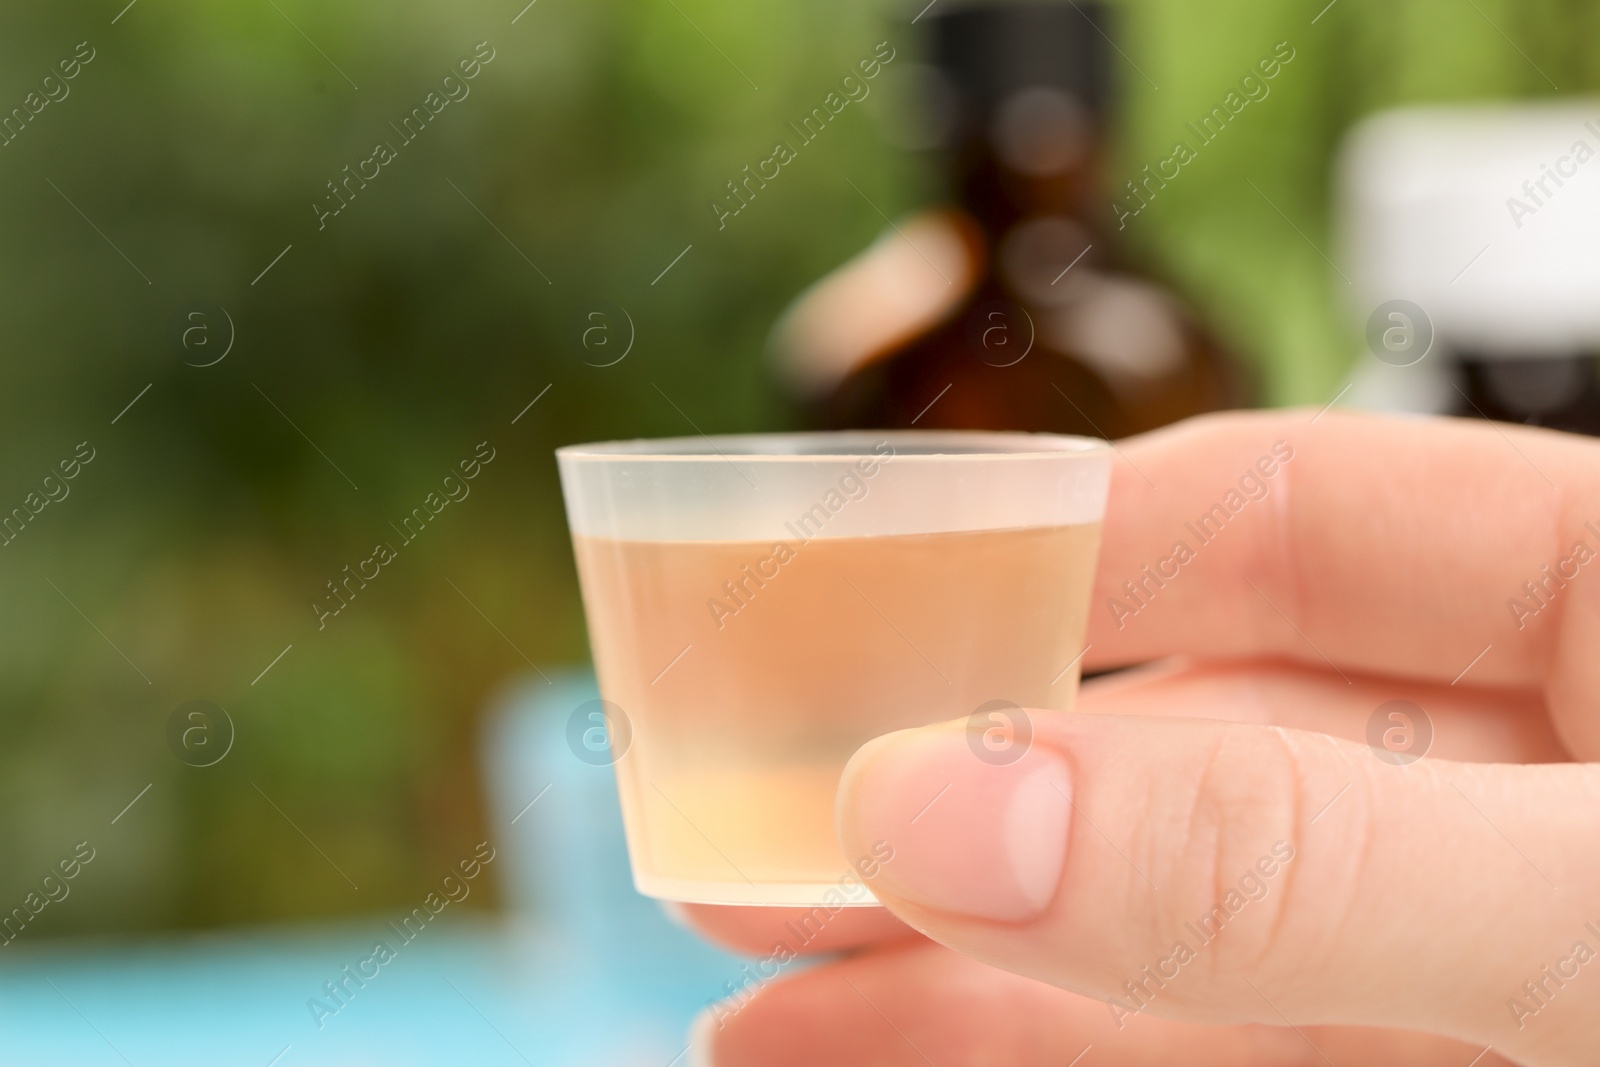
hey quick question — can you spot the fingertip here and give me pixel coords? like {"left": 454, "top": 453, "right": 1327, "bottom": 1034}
{"left": 837, "top": 720, "right": 1072, "bottom": 923}
{"left": 673, "top": 901, "right": 912, "bottom": 955}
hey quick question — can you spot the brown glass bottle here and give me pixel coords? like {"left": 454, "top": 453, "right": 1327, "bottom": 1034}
{"left": 774, "top": 2, "right": 1243, "bottom": 438}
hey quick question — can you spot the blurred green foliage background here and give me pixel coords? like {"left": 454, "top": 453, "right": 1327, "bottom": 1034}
{"left": 0, "top": 0, "right": 1590, "bottom": 937}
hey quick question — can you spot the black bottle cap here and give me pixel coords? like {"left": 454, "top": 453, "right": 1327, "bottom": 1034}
{"left": 928, "top": 1, "right": 1115, "bottom": 131}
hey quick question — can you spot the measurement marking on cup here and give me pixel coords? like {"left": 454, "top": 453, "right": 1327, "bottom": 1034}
{"left": 843, "top": 577, "right": 950, "bottom": 684}
{"left": 650, "top": 782, "right": 757, "bottom": 887}
{"left": 1050, "top": 644, "right": 1093, "bottom": 686}
{"left": 909, "top": 783, "right": 950, "bottom": 824}
{"left": 651, "top": 643, "right": 693, "bottom": 685}
{"left": 510, "top": 783, "right": 553, "bottom": 824}
{"left": 112, "top": 783, "right": 152, "bottom": 825}
{"left": 1451, "top": 643, "right": 1492, "bottom": 686}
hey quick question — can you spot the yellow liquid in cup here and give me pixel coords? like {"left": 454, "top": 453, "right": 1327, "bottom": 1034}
{"left": 572, "top": 523, "right": 1099, "bottom": 906}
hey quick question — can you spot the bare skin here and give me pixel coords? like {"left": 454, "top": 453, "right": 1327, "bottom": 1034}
{"left": 683, "top": 410, "right": 1600, "bottom": 1067}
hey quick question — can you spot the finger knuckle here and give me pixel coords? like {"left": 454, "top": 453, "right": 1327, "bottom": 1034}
{"left": 1164, "top": 725, "right": 1305, "bottom": 988}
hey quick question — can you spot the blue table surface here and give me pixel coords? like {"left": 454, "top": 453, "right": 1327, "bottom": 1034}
{"left": 0, "top": 670, "right": 754, "bottom": 1065}
{"left": 0, "top": 917, "right": 738, "bottom": 1066}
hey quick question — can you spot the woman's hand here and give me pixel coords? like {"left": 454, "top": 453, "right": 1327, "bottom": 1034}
{"left": 684, "top": 409, "right": 1600, "bottom": 1067}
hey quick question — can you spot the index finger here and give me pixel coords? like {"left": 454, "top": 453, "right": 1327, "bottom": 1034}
{"left": 1084, "top": 410, "right": 1600, "bottom": 749}
{"left": 670, "top": 902, "right": 914, "bottom": 957}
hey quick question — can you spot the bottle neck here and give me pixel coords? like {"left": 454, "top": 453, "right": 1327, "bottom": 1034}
{"left": 950, "top": 143, "right": 1111, "bottom": 237}
{"left": 941, "top": 84, "right": 1112, "bottom": 238}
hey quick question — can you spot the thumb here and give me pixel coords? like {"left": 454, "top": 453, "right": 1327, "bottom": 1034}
{"left": 834, "top": 711, "right": 1600, "bottom": 1062}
